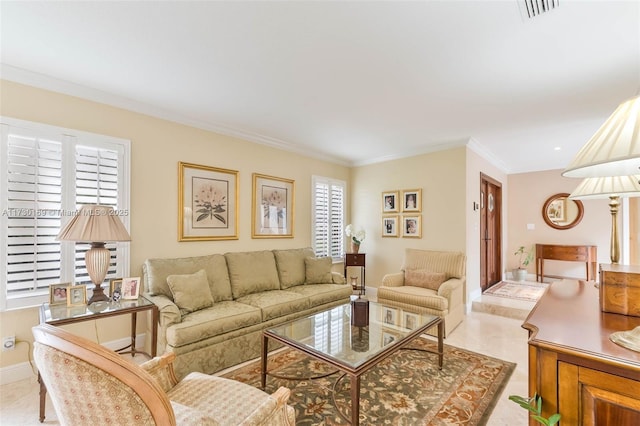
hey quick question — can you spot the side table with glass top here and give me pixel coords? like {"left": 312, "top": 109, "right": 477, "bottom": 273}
{"left": 37, "top": 298, "right": 159, "bottom": 422}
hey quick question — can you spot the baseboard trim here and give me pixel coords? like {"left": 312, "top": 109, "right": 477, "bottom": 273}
{"left": 0, "top": 334, "right": 146, "bottom": 385}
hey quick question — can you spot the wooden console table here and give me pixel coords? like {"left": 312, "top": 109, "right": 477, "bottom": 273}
{"left": 523, "top": 281, "right": 640, "bottom": 424}
{"left": 345, "top": 253, "right": 366, "bottom": 295}
{"left": 535, "top": 244, "right": 597, "bottom": 282}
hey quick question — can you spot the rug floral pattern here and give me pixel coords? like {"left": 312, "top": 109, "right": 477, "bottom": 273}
{"left": 222, "top": 337, "right": 515, "bottom": 425}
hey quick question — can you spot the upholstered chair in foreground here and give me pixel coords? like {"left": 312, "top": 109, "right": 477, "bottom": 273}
{"left": 32, "top": 323, "right": 295, "bottom": 425}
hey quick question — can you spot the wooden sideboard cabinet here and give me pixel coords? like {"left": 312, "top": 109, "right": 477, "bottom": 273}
{"left": 523, "top": 280, "right": 640, "bottom": 425}
{"left": 535, "top": 244, "right": 597, "bottom": 282}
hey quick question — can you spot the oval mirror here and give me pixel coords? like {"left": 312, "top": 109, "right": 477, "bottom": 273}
{"left": 542, "top": 192, "right": 584, "bottom": 230}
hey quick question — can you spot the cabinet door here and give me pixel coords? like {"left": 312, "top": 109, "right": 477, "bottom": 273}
{"left": 559, "top": 362, "right": 640, "bottom": 425}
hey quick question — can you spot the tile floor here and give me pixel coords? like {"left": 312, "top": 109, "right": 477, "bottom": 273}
{"left": 0, "top": 307, "right": 530, "bottom": 425}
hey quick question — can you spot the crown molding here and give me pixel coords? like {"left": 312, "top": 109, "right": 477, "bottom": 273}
{"left": 0, "top": 64, "right": 350, "bottom": 166}
{"left": 466, "top": 137, "right": 510, "bottom": 173}
{"left": 353, "top": 139, "right": 470, "bottom": 167}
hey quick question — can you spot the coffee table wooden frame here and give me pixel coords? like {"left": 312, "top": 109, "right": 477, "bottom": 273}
{"left": 261, "top": 314, "right": 443, "bottom": 425}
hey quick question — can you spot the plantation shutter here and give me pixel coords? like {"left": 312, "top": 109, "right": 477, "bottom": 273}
{"left": 3, "top": 128, "right": 64, "bottom": 299}
{"left": 1, "top": 118, "right": 130, "bottom": 310}
{"left": 73, "top": 145, "right": 122, "bottom": 285}
{"left": 312, "top": 176, "right": 345, "bottom": 260}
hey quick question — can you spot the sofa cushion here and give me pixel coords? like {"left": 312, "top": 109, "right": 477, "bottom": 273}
{"left": 305, "top": 257, "right": 333, "bottom": 284}
{"left": 165, "top": 301, "right": 262, "bottom": 347}
{"left": 404, "top": 269, "right": 447, "bottom": 291}
{"left": 273, "top": 248, "right": 315, "bottom": 289}
{"left": 167, "top": 269, "right": 214, "bottom": 314}
{"left": 144, "top": 254, "right": 233, "bottom": 302}
{"left": 377, "top": 286, "right": 449, "bottom": 311}
{"left": 401, "top": 248, "right": 466, "bottom": 279}
{"left": 235, "top": 290, "right": 310, "bottom": 322}
{"left": 225, "top": 251, "right": 281, "bottom": 299}
{"left": 288, "top": 284, "right": 353, "bottom": 306}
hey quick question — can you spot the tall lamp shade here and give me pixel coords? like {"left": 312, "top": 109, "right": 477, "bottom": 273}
{"left": 563, "top": 96, "right": 640, "bottom": 178}
{"left": 569, "top": 175, "right": 640, "bottom": 263}
{"left": 56, "top": 205, "right": 131, "bottom": 304}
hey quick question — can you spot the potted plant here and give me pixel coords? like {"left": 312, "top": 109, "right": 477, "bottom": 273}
{"left": 509, "top": 393, "right": 560, "bottom": 425}
{"left": 513, "top": 245, "right": 533, "bottom": 282}
{"left": 345, "top": 224, "right": 366, "bottom": 254}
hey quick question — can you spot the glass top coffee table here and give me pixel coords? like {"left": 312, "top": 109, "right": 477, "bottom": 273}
{"left": 261, "top": 299, "right": 443, "bottom": 425}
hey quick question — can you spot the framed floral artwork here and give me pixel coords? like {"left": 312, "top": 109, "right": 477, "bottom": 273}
{"left": 382, "top": 216, "right": 399, "bottom": 237}
{"left": 122, "top": 277, "right": 141, "bottom": 300}
{"left": 382, "top": 191, "right": 399, "bottom": 213}
{"left": 252, "top": 173, "right": 294, "bottom": 238}
{"left": 178, "top": 162, "right": 238, "bottom": 241}
{"left": 402, "top": 215, "right": 422, "bottom": 238}
{"left": 402, "top": 189, "right": 422, "bottom": 212}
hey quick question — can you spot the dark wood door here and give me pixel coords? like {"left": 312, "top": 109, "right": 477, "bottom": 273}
{"left": 480, "top": 173, "right": 502, "bottom": 291}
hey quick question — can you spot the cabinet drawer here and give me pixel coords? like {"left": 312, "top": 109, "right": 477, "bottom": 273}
{"left": 345, "top": 254, "right": 365, "bottom": 267}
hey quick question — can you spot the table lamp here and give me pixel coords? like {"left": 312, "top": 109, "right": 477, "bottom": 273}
{"left": 569, "top": 175, "right": 640, "bottom": 263}
{"left": 56, "top": 205, "right": 131, "bottom": 304}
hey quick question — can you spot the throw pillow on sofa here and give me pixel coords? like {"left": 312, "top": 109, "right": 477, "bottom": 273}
{"left": 404, "top": 269, "right": 447, "bottom": 291}
{"left": 166, "top": 269, "right": 214, "bottom": 313}
{"left": 305, "top": 257, "right": 333, "bottom": 284}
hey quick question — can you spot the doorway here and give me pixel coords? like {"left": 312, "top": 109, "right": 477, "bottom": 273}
{"left": 480, "top": 173, "right": 502, "bottom": 292}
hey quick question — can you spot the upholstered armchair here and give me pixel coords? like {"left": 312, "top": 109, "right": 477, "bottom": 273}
{"left": 377, "top": 248, "right": 466, "bottom": 337}
{"left": 32, "top": 323, "right": 295, "bottom": 425}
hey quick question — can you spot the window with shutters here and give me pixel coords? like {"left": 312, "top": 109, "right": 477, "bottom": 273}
{"left": 1, "top": 118, "right": 130, "bottom": 310}
{"left": 311, "top": 175, "right": 345, "bottom": 260}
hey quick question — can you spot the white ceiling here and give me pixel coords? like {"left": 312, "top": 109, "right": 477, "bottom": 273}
{"left": 1, "top": 1, "right": 639, "bottom": 173}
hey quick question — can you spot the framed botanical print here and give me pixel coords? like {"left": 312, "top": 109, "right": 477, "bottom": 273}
{"left": 252, "top": 173, "right": 294, "bottom": 238}
{"left": 382, "top": 191, "right": 399, "bottom": 213}
{"left": 178, "top": 162, "right": 238, "bottom": 241}
{"left": 402, "top": 215, "right": 422, "bottom": 238}
{"left": 382, "top": 216, "right": 399, "bottom": 237}
{"left": 402, "top": 189, "right": 422, "bottom": 212}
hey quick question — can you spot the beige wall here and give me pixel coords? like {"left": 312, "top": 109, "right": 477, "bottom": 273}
{"left": 350, "top": 148, "right": 467, "bottom": 294}
{"left": 507, "top": 169, "right": 611, "bottom": 279}
{"left": 0, "top": 80, "right": 349, "bottom": 370}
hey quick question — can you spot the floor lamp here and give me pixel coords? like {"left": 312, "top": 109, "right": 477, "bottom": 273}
{"left": 56, "top": 205, "right": 131, "bottom": 304}
{"left": 569, "top": 176, "right": 640, "bottom": 264}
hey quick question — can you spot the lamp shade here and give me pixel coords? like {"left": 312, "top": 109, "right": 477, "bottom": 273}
{"left": 56, "top": 205, "right": 131, "bottom": 242}
{"left": 563, "top": 96, "right": 640, "bottom": 178}
{"left": 569, "top": 175, "right": 640, "bottom": 200}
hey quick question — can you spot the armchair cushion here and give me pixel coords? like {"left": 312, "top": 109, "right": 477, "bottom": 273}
{"left": 305, "top": 256, "right": 333, "bottom": 284}
{"left": 167, "top": 269, "right": 214, "bottom": 314}
{"left": 404, "top": 269, "right": 447, "bottom": 290}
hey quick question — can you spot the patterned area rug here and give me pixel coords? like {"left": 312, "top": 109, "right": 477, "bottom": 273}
{"left": 483, "top": 281, "right": 548, "bottom": 302}
{"left": 222, "top": 337, "right": 515, "bottom": 425}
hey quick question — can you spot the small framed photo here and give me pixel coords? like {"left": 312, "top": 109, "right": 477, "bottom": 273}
{"left": 122, "top": 277, "right": 141, "bottom": 300}
{"left": 403, "top": 312, "right": 421, "bottom": 331}
{"left": 382, "top": 330, "right": 399, "bottom": 347}
{"left": 109, "top": 278, "right": 123, "bottom": 302}
{"left": 402, "top": 215, "right": 422, "bottom": 238}
{"left": 402, "top": 189, "right": 422, "bottom": 212}
{"left": 381, "top": 306, "right": 399, "bottom": 326}
{"left": 67, "top": 285, "right": 87, "bottom": 306}
{"left": 49, "top": 283, "right": 71, "bottom": 306}
{"left": 252, "top": 173, "right": 295, "bottom": 238}
{"left": 382, "top": 216, "right": 398, "bottom": 237}
{"left": 382, "top": 191, "right": 399, "bottom": 213}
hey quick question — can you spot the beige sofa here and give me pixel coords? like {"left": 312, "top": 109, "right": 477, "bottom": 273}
{"left": 377, "top": 248, "right": 466, "bottom": 337}
{"left": 143, "top": 248, "right": 351, "bottom": 379}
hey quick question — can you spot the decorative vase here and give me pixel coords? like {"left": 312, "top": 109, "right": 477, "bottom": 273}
{"left": 513, "top": 268, "right": 527, "bottom": 282}
{"left": 350, "top": 241, "right": 360, "bottom": 254}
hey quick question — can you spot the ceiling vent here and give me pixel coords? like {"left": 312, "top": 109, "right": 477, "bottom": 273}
{"left": 522, "top": 0, "right": 559, "bottom": 19}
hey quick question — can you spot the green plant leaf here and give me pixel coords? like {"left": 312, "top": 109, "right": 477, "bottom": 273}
{"left": 548, "top": 413, "right": 561, "bottom": 425}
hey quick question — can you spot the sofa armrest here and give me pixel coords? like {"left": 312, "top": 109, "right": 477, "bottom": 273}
{"left": 437, "top": 278, "right": 463, "bottom": 300}
{"left": 381, "top": 272, "right": 405, "bottom": 287}
{"left": 144, "top": 292, "right": 181, "bottom": 326}
{"left": 331, "top": 272, "right": 346, "bottom": 284}
{"left": 140, "top": 352, "right": 180, "bottom": 392}
{"left": 240, "top": 386, "right": 292, "bottom": 426}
